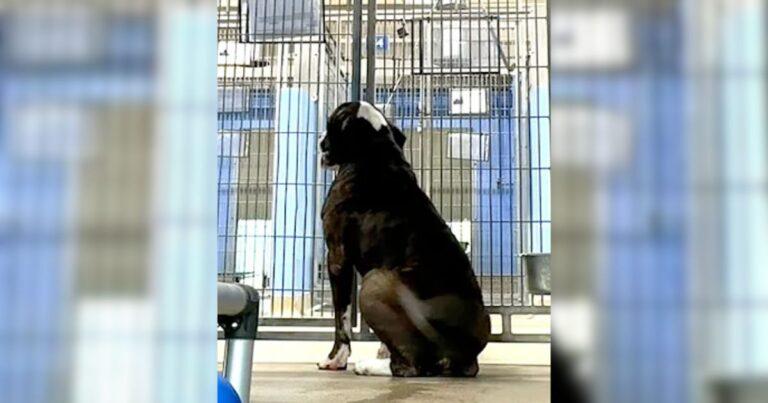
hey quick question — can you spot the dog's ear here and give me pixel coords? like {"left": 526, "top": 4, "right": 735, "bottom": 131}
{"left": 390, "top": 125, "right": 406, "bottom": 149}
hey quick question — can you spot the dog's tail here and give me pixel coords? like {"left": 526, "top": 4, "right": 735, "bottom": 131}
{"left": 395, "top": 283, "right": 443, "bottom": 344}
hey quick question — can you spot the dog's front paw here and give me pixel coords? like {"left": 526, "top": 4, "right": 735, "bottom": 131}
{"left": 317, "top": 343, "right": 350, "bottom": 371}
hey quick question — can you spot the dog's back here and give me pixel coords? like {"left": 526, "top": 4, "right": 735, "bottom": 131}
{"left": 325, "top": 158, "right": 481, "bottom": 287}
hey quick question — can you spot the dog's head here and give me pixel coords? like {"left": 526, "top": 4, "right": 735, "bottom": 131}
{"left": 320, "top": 101, "right": 407, "bottom": 167}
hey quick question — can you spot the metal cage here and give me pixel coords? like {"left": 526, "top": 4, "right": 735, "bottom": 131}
{"left": 217, "top": 0, "right": 550, "bottom": 342}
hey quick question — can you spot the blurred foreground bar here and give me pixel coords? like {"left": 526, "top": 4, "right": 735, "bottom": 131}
{"left": 551, "top": 0, "right": 766, "bottom": 402}
{"left": 0, "top": 2, "right": 217, "bottom": 403}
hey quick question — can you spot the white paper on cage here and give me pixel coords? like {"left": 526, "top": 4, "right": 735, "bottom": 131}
{"left": 447, "top": 131, "right": 489, "bottom": 162}
{"left": 429, "top": 19, "right": 500, "bottom": 71}
{"left": 450, "top": 88, "right": 488, "bottom": 115}
{"left": 236, "top": 219, "right": 272, "bottom": 289}
{"left": 246, "top": 0, "right": 322, "bottom": 38}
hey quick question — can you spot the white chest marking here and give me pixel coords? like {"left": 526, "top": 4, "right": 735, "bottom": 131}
{"left": 356, "top": 101, "right": 387, "bottom": 131}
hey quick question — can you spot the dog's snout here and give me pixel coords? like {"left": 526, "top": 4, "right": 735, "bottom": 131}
{"left": 320, "top": 137, "right": 329, "bottom": 152}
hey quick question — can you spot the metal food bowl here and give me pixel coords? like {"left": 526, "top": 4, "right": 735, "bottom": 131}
{"left": 521, "top": 253, "right": 551, "bottom": 295}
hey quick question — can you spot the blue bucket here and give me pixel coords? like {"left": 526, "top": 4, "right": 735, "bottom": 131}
{"left": 218, "top": 373, "right": 242, "bottom": 403}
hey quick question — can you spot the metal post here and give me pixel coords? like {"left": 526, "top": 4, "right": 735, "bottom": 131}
{"left": 350, "top": 0, "right": 363, "bottom": 101}
{"left": 223, "top": 339, "right": 256, "bottom": 402}
{"left": 218, "top": 282, "right": 259, "bottom": 403}
{"left": 365, "top": 0, "right": 377, "bottom": 103}
{"left": 218, "top": 282, "right": 251, "bottom": 315}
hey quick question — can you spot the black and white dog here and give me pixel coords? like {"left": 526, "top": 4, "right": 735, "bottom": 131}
{"left": 317, "top": 101, "right": 490, "bottom": 377}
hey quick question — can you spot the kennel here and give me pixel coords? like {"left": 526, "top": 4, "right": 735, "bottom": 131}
{"left": 217, "top": 0, "right": 550, "bottom": 342}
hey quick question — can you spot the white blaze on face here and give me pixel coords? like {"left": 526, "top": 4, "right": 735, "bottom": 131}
{"left": 356, "top": 101, "right": 387, "bottom": 131}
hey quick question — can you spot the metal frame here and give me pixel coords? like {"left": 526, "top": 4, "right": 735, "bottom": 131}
{"left": 217, "top": 0, "right": 551, "bottom": 344}
{"left": 248, "top": 304, "right": 550, "bottom": 342}
{"left": 218, "top": 282, "right": 260, "bottom": 402}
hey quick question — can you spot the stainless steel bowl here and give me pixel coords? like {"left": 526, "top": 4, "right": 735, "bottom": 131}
{"left": 521, "top": 253, "right": 551, "bottom": 295}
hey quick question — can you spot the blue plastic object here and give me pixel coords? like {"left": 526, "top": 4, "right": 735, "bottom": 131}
{"left": 218, "top": 373, "right": 242, "bottom": 403}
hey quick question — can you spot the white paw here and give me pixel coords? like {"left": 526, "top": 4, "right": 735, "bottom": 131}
{"left": 354, "top": 358, "right": 392, "bottom": 376}
{"left": 318, "top": 344, "right": 350, "bottom": 370}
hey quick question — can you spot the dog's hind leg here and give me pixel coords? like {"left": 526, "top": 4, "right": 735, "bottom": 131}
{"left": 318, "top": 252, "right": 354, "bottom": 371}
{"left": 358, "top": 269, "right": 437, "bottom": 377}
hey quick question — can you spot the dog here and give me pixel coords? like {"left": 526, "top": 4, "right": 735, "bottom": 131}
{"left": 316, "top": 101, "right": 490, "bottom": 377}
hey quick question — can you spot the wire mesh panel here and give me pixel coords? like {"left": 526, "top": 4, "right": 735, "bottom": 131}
{"left": 367, "top": 0, "right": 550, "bottom": 342}
{"left": 217, "top": 0, "right": 347, "bottom": 323}
{"left": 217, "top": 0, "right": 550, "bottom": 342}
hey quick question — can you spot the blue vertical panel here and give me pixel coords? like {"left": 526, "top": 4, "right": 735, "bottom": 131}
{"left": 155, "top": 9, "right": 217, "bottom": 402}
{"left": 552, "top": 12, "right": 687, "bottom": 402}
{"left": 217, "top": 88, "right": 274, "bottom": 275}
{"left": 604, "top": 12, "right": 687, "bottom": 402}
{"left": 217, "top": 132, "right": 241, "bottom": 273}
{"left": 0, "top": 49, "right": 70, "bottom": 403}
{"left": 552, "top": 76, "right": 687, "bottom": 403}
{"left": 270, "top": 87, "right": 318, "bottom": 292}
{"left": 0, "top": 158, "right": 69, "bottom": 403}
{"left": 529, "top": 87, "right": 551, "bottom": 253}
{"left": 473, "top": 88, "right": 516, "bottom": 276}
{"left": 604, "top": 76, "right": 687, "bottom": 403}
{"left": 718, "top": 5, "right": 768, "bottom": 376}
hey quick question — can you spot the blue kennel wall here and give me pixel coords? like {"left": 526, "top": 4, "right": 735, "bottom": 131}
{"left": 217, "top": 90, "right": 275, "bottom": 274}
{"left": 217, "top": 85, "right": 320, "bottom": 292}
{"left": 269, "top": 87, "right": 318, "bottom": 292}
{"left": 474, "top": 87, "right": 550, "bottom": 276}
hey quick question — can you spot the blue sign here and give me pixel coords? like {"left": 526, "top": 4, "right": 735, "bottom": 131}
{"left": 375, "top": 35, "right": 389, "bottom": 52}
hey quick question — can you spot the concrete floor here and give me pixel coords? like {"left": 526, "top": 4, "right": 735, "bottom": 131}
{"left": 249, "top": 363, "right": 550, "bottom": 403}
